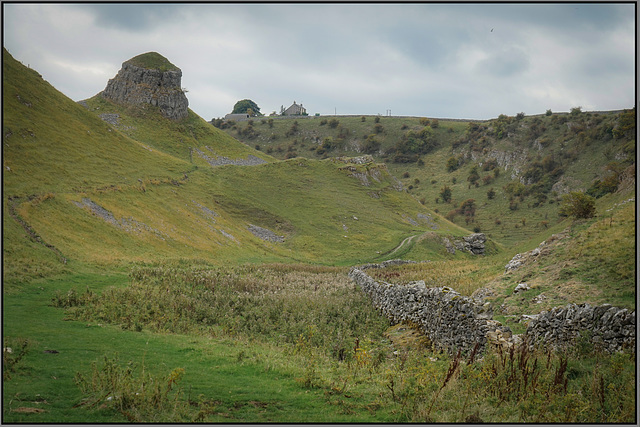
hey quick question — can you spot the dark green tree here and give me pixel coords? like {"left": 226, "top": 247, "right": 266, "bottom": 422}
{"left": 232, "top": 99, "right": 261, "bottom": 116}
{"left": 467, "top": 166, "right": 480, "bottom": 186}
{"left": 362, "top": 135, "right": 381, "bottom": 154}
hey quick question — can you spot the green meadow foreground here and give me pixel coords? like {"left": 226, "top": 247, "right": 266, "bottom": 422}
{"left": 2, "top": 50, "right": 636, "bottom": 422}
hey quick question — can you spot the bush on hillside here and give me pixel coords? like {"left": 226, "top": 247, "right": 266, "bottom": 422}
{"left": 439, "top": 186, "right": 452, "bottom": 203}
{"left": 446, "top": 156, "right": 459, "bottom": 172}
{"left": 559, "top": 191, "right": 596, "bottom": 219}
{"left": 362, "top": 134, "right": 381, "bottom": 154}
{"left": 390, "top": 127, "right": 438, "bottom": 163}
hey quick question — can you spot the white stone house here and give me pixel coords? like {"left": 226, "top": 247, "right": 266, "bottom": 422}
{"left": 283, "top": 101, "right": 306, "bottom": 116}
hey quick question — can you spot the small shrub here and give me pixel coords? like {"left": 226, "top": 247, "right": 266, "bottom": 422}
{"left": 74, "top": 355, "right": 189, "bottom": 422}
{"left": 559, "top": 191, "right": 596, "bottom": 219}
{"left": 439, "top": 186, "right": 452, "bottom": 203}
{"left": 3, "top": 338, "right": 31, "bottom": 380}
{"left": 446, "top": 156, "right": 459, "bottom": 172}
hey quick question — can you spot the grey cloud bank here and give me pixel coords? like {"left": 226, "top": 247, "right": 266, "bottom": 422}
{"left": 3, "top": 3, "right": 635, "bottom": 120}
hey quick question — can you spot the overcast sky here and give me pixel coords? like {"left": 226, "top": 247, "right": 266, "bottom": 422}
{"left": 3, "top": 3, "right": 636, "bottom": 120}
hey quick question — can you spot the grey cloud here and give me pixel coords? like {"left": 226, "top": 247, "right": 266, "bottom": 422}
{"left": 2, "top": 3, "right": 634, "bottom": 121}
{"left": 80, "top": 4, "right": 183, "bottom": 31}
{"left": 461, "top": 3, "right": 631, "bottom": 33}
{"left": 476, "top": 47, "right": 530, "bottom": 78}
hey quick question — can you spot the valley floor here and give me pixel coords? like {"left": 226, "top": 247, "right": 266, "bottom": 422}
{"left": 3, "top": 261, "right": 636, "bottom": 423}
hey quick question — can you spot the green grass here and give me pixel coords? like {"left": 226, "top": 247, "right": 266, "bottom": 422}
{"left": 2, "top": 267, "right": 396, "bottom": 423}
{"left": 126, "top": 52, "right": 179, "bottom": 72}
{"left": 4, "top": 265, "right": 635, "bottom": 423}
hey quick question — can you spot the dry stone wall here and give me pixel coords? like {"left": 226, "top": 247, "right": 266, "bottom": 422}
{"left": 526, "top": 303, "right": 635, "bottom": 353}
{"left": 350, "top": 262, "right": 635, "bottom": 354}
{"left": 349, "top": 264, "right": 498, "bottom": 354}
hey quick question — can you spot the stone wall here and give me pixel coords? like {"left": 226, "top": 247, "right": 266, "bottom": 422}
{"left": 350, "top": 262, "right": 636, "bottom": 354}
{"left": 349, "top": 265, "right": 498, "bottom": 354}
{"left": 102, "top": 61, "right": 189, "bottom": 121}
{"left": 526, "top": 303, "right": 635, "bottom": 353}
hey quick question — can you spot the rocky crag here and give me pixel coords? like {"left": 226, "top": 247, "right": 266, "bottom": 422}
{"left": 102, "top": 52, "right": 188, "bottom": 121}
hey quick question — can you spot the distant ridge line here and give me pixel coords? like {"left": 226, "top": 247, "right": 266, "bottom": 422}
{"left": 218, "top": 109, "right": 626, "bottom": 122}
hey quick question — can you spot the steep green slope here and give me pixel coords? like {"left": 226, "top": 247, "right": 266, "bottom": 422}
{"left": 80, "top": 94, "right": 273, "bottom": 165}
{"left": 3, "top": 49, "right": 474, "bottom": 283}
{"left": 2, "top": 50, "right": 189, "bottom": 197}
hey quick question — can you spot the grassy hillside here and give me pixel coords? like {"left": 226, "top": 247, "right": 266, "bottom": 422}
{"left": 3, "top": 48, "right": 472, "bottom": 284}
{"left": 2, "top": 52, "right": 189, "bottom": 197}
{"left": 221, "top": 110, "right": 635, "bottom": 247}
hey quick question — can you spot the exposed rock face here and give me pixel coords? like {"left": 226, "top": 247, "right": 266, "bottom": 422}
{"left": 463, "top": 233, "right": 486, "bottom": 255}
{"left": 445, "top": 233, "right": 486, "bottom": 255}
{"left": 102, "top": 53, "right": 189, "bottom": 121}
{"left": 504, "top": 231, "right": 567, "bottom": 272}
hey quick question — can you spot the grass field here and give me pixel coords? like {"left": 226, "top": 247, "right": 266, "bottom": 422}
{"left": 4, "top": 264, "right": 635, "bottom": 423}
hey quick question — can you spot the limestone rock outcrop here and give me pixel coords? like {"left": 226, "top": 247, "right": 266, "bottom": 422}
{"left": 102, "top": 52, "right": 189, "bottom": 121}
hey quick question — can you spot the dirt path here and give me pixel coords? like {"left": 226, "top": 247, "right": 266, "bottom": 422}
{"left": 387, "top": 233, "right": 420, "bottom": 256}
